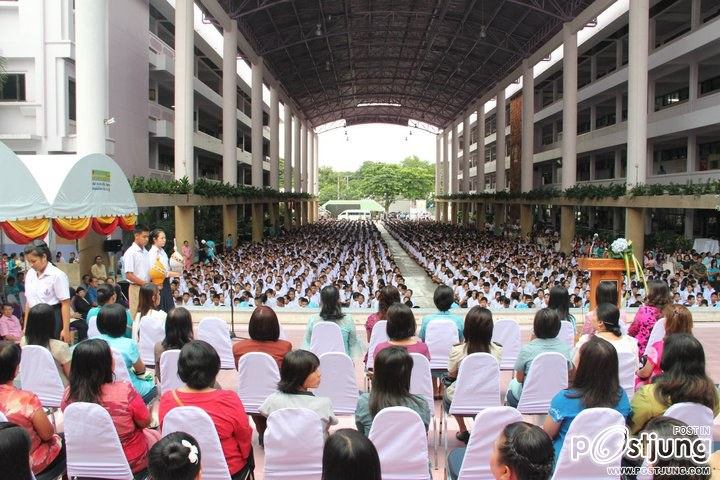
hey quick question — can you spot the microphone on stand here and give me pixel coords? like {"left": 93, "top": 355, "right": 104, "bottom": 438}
{"left": 229, "top": 296, "right": 237, "bottom": 339}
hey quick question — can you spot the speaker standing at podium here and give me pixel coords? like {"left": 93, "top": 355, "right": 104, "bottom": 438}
{"left": 122, "top": 224, "right": 150, "bottom": 319}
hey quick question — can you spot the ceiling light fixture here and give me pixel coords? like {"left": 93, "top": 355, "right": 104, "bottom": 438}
{"left": 480, "top": 0, "right": 486, "bottom": 39}
{"left": 325, "top": 60, "right": 331, "bottom": 71}
{"left": 357, "top": 102, "right": 402, "bottom": 107}
{"left": 315, "top": 23, "right": 322, "bottom": 36}
{"left": 480, "top": 25, "right": 486, "bottom": 39}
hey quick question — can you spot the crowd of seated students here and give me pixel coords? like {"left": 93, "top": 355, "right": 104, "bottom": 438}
{"left": 384, "top": 219, "right": 720, "bottom": 311}
{"left": 1, "top": 219, "right": 720, "bottom": 480}
{"left": 169, "top": 220, "right": 413, "bottom": 310}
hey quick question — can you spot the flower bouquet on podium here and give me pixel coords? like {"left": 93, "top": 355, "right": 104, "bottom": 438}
{"left": 609, "top": 237, "right": 647, "bottom": 292}
{"left": 169, "top": 238, "right": 185, "bottom": 273}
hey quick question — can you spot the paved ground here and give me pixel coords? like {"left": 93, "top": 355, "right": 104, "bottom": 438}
{"left": 376, "top": 221, "right": 438, "bottom": 309}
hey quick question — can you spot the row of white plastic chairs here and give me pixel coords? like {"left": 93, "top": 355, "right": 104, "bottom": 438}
{"left": 1, "top": 396, "right": 711, "bottom": 480}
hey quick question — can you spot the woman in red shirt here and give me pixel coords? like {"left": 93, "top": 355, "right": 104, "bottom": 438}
{"left": 373, "top": 303, "right": 430, "bottom": 360}
{"left": 61, "top": 339, "right": 159, "bottom": 474}
{"left": 232, "top": 306, "right": 292, "bottom": 369}
{"left": 160, "top": 340, "right": 254, "bottom": 479}
{"left": 0, "top": 341, "right": 65, "bottom": 476}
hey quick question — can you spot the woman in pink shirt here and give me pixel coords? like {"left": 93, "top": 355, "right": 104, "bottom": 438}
{"left": 373, "top": 303, "right": 430, "bottom": 360}
{"left": 61, "top": 339, "right": 159, "bottom": 473}
{"left": 365, "top": 286, "right": 401, "bottom": 341}
{"left": 628, "top": 280, "right": 671, "bottom": 359}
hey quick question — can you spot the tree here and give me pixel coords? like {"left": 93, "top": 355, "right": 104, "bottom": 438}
{"left": 318, "top": 166, "right": 359, "bottom": 204}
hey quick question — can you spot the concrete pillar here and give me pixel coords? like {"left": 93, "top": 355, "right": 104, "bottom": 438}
{"left": 462, "top": 115, "right": 470, "bottom": 192}
{"left": 521, "top": 60, "right": 534, "bottom": 194}
{"left": 684, "top": 210, "right": 694, "bottom": 239}
{"left": 613, "top": 208, "right": 623, "bottom": 234}
{"left": 626, "top": 0, "right": 649, "bottom": 256}
{"left": 560, "top": 23, "right": 578, "bottom": 254}
{"left": 614, "top": 149, "right": 622, "bottom": 179}
{"left": 495, "top": 89, "right": 507, "bottom": 227}
{"left": 435, "top": 134, "right": 441, "bottom": 221}
{"left": 476, "top": 101, "right": 486, "bottom": 193}
{"left": 475, "top": 203, "right": 486, "bottom": 231}
{"left": 691, "top": 0, "right": 702, "bottom": 30}
{"left": 269, "top": 87, "right": 279, "bottom": 190}
{"left": 284, "top": 109, "right": 293, "bottom": 192}
{"left": 687, "top": 133, "right": 697, "bottom": 173}
{"left": 76, "top": 0, "right": 110, "bottom": 277}
{"left": 222, "top": 23, "right": 238, "bottom": 247}
{"left": 293, "top": 117, "right": 301, "bottom": 226}
{"left": 495, "top": 90, "right": 507, "bottom": 192}
{"left": 462, "top": 203, "right": 469, "bottom": 226}
{"left": 451, "top": 123, "right": 459, "bottom": 194}
{"left": 520, "top": 205, "right": 532, "bottom": 237}
{"left": 251, "top": 59, "right": 264, "bottom": 242}
{"left": 307, "top": 128, "right": 314, "bottom": 195}
{"left": 689, "top": 61, "right": 699, "bottom": 103}
{"left": 589, "top": 155, "right": 596, "bottom": 181}
{"left": 450, "top": 202, "right": 457, "bottom": 225}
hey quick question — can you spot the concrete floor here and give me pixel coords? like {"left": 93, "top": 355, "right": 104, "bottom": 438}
{"left": 376, "top": 222, "right": 438, "bottom": 309}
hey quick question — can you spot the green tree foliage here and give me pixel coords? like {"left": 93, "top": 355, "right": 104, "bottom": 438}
{"left": 318, "top": 156, "right": 435, "bottom": 211}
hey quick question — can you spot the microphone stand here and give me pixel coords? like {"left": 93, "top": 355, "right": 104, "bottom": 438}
{"left": 229, "top": 297, "right": 237, "bottom": 339}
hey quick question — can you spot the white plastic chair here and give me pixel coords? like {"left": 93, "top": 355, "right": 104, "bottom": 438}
{"left": 644, "top": 318, "right": 666, "bottom": 355}
{"left": 310, "top": 321, "right": 345, "bottom": 356}
{"left": 19, "top": 345, "right": 64, "bottom": 408}
{"left": 617, "top": 350, "right": 638, "bottom": 401}
{"left": 138, "top": 315, "right": 165, "bottom": 366}
{"left": 64, "top": 402, "right": 134, "bottom": 479}
{"left": 425, "top": 320, "right": 459, "bottom": 370}
{"left": 237, "top": 352, "right": 280, "bottom": 414}
{"left": 453, "top": 407, "right": 523, "bottom": 480}
{"left": 665, "top": 402, "right": 714, "bottom": 445}
{"left": 87, "top": 314, "right": 100, "bottom": 338}
{"left": 366, "top": 320, "right": 389, "bottom": 370}
{"left": 0, "top": 411, "right": 6, "bottom": 421}
{"left": 492, "top": 319, "right": 521, "bottom": 370}
{"left": 443, "top": 353, "right": 501, "bottom": 452}
{"left": 409, "top": 353, "right": 437, "bottom": 467}
{"left": 111, "top": 348, "right": 132, "bottom": 383}
{"left": 264, "top": 408, "right": 324, "bottom": 480}
{"left": 162, "top": 406, "right": 232, "bottom": 480}
{"left": 516, "top": 352, "right": 569, "bottom": 415}
{"left": 313, "top": 352, "right": 359, "bottom": 415}
{"left": 198, "top": 317, "right": 235, "bottom": 369}
{"left": 552, "top": 408, "right": 626, "bottom": 479}
{"left": 558, "top": 320, "right": 575, "bottom": 348}
{"left": 368, "top": 406, "right": 431, "bottom": 480}
{"left": 159, "top": 349, "right": 184, "bottom": 394}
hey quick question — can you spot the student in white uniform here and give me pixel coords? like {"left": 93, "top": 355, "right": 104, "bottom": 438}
{"left": 23, "top": 240, "right": 71, "bottom": 342}
{"left": 123, "top": 224, "right": 151, "bottom": 319}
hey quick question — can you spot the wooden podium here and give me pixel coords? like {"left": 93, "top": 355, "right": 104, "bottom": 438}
{"left": 577, "top": 258, "right": 630, "bottom": 310}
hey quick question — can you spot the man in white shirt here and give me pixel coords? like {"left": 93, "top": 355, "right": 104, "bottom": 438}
{"left": 123, "top": 224, "right": 150, "bottom": 319}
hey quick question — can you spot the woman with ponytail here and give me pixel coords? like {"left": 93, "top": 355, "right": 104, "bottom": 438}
{"left": 573, "top": 303, "right": 638, "bottom": 367}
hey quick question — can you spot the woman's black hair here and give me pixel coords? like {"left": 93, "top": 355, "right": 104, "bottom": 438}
{"left": 0, "top": 422, "right": 33, "bottom": 480}
{"left": 248, "top": 306, "right": 280, "bottom": 341}
{"left": 547, "top": 286, "right": 570, "bottom": 322}
{"left": 137, "top": 283, "right": 159, "bottom": 318}
{"left": 596, "top": 281, "right": 619, "bottom": 307}
{"left": 596, "top": 303, "right": 622, "bottom": 337}
{"left": 385, "top": 303, "right": 417, "bottom": 341}
{"left": 319, "top": 285, "right": 344, "bottom": 321}
{"left": 96, "top": 284, "right": 116, "bottom": 306}
{"left": 25, "top": 303, "right": 56, "bottom": 348}
{"left": 496, "top": 422, "right": 554, "bottom": 480}
{"left": 278, "top": 349, "right": 320, "bottom": 394}
{"left": 463, "top": 306, "right": 494, "bottom": 355}
{"left": 369, "top": 346, "right": 425, "bottom": 417}
{"left": 322, "top": 428, "right": 381, "bottom": 480}
{"left": 655, "top": 334, "right": 717, "bottom": 411}
{"left": 162, "top": 307, "right": 194, "bottom": 350}
{"left": 643, "top": 417, "right": 710, "bottom": 480}
{"left": 376, "top": 286, "right": 401, "bottom": 319}
{"left": 433, "top": 285, "right": 454, "bottom": 311}
{"left": 532, "top": 308, "right": 561, "bottom": 339}
{"left": 0, "top": 341, "right": 21, "bottom": 384}
{"left": 23, "top": 240, "right": 52, "bottom": 263}
{"left": 568, "top": 336, "right": 622, "bottom": 408}
{"left": 149, "top": 228, "right": 165, "bottom": 245}
{"left": 96, "top": 303, "right": 128, "bottom": 338}
{"left": 177, "top": 340, "right": 220, "bottom": 390}
{"left": 148, "top": 431, "right": 202, "bottom": 480}
{"left": 67, "top": 339, "right": 114, "bottom": 404}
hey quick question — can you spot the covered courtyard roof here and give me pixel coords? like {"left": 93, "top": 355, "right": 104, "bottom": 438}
{"left": 218, "top": 0, "right": 594, "bottom": 128}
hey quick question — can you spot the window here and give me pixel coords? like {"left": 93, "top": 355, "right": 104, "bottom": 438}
{"left": 698, "top": 141, "right": 720, "bottom": 171}
{"left": 654, "top": 87, "right": 689, "bottom": 111}
{"left": 541, "top": 124, "right": 554, "bottom": 145}
{"left": 700, "top": 75, "right": 720, "bottom": 96}
{"left": 68, "top": 79, "right": 76, "bottom": 121}
{"left": 0, "top": 74, "right": 26, "bottom": 101}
